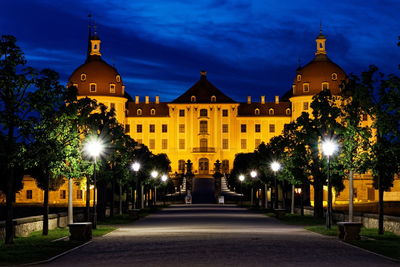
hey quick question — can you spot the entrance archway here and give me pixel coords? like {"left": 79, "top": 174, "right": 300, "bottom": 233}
{"left": 199, "top": 158, "right": 209, "bottom": 175}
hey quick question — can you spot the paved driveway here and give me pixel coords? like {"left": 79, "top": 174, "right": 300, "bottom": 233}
{"left": 46, "top": 205, "right": 397, "bottom": 266}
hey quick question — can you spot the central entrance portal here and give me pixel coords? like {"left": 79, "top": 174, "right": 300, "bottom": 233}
{"left": 199, "top": 158, "right": 209, "bottom": 175}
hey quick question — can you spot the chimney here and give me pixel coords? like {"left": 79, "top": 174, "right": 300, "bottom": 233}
{"left": 247, "top": 96, "right": 251, "bottom": 104}
{"left": 275, "top": 96, "right": 279, "bottom": 104}
{"left": 261, "top": 96, "right": 265, "bottom": 104}
{"left": 135, "top": 96, "right": 139, "bottom": 104}
{"left": 145, "top": 96, "right": 149, "bottom": 104}
{"left": 155, "top": 95, "right": 160, "bottom": 104}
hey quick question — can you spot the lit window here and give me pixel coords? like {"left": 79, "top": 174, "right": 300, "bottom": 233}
{"left": 179, "top": 109, "right": 185, "bottom": 117}
{"left": 116, "top": 75, "right": 121, "bottom": 82}
{"left": 110, "top": 84, "right": 116, "bottom": 93}
{"left": 200, "top": 120, "right": 208, "bottom": 134}
{"left": 211, "top": 95, "right": 216, "bottom": 102}
{"left": 255, "top": 108, "right": 260, "bottom": 115}
{"left": 269, "top": 124, "right": 275, "bottom": 133}
{"left": 90, "top": 83, "right": 96, "bottom": 92}
{"left": 178, "top": 160, "right": 185, "bottom": 172}
{"left": 137, "top": 109, "right": 142, "bottom": 116}
{"left": 269, "top": 108, "right": 274, "bottom": 115}
{"left": 179, "top": 139, "right": 185, "bottom": 149}
{"left": 303, "top": 102, "right": 309, "bottom": 111}
{"left": 149, "top": 124, "right": 155, "bottom": 133}
{"left": 222, "top": 124, "right": 228, "bottom": 133}
{"left": 222, "top": 160, "right": 229, "bottom": 173}
{"left": 125, "top": 124, "right": 130, "bottom": 133}
{"left": 179, "top": 124, "right": 185, "bottom": 133}
{"left": 200, "top": 109, "right": 208, "bottom": 117}
{"left": 255, "top": 124, "right": 261, "bottom": 132}
{"left": 162, "top": 139, "right": 168, "bottom": 149}
{"left": 331, "top": 73, "right": 337, "bottom": 80}
{"left": 241, "top": 139, "right": 247, "bottom": 149}
{"left": 60, "top": 190, "right": 66, "bottom": 199}
{"left": 162, "top": 124, "right": 168, "bottom": 133}
{"left": 222, "top": 139, "right": 229, "bottom": 149}
{"left": 241, "top": 124, "right": 246, "bottom": 133}
{"left": 149, "top": 139, "right": 155, "bottom": 149}
{"left": 150, "top": 108, "right": 156, "bottom": 115}
{"left": 110, "top": 103, "right": 115, "bottom": 110}
{"left": 136, "top": 124, "right": 142, "bottom": 133}
{"left": 222, "top": 109, "right": 228, "bottom": 117}
{"left": 297, "top": 74, "right": 301, "bottom": 81}
{"left": 81, "top": 74, "right": 86, "bottom": 81}
{"left": 191, "top": 96, "right": 196, "bottom": 102}
{"left": 322, "top": 82, "right": 329, "bottom": 90}
{"left": 77, "top": 190, "right": 83, "bottom": 199}
{"left": 303, "top": 83, "right": 309, "bottom": 92}
{"left": 26, "top": 190, "right": 32, "bottom": 199}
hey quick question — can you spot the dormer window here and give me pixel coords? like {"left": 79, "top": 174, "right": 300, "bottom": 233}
{"left": 90, "top": 83, "right": 96, "bottom": 92}
{"left": 137, "top": 109, "right": 142, "bottom": 116}
{"left": 200, "top": 109, "right": 208, "bottom": 117}
{"left": 297, "top": 74, "right": 302, "bottom": 81}
{"left": 150, "top": 108, "right": 156, "bottom": 115}
{"left": 81, "top": 74, "right": 86, "bottom": 81}
{"left": 303, "top": 83, "right": 309, "bottom": 92}
{"left": 191, "top": 96, "right": 196, "bottom": 102}
{"left": 110, "top": 84, "right": 116, "bottom": 93}
{"left": 211, "top": 95, "right": 216, "bottom": 102}
{"left": 286, "top": 108, "right": 291, "bottom": 115}
{"left": 255, "top": 108, "right": 260, "bottom": 115}
{"left": 331, "top": 73, "right": 337, "bottom": 81}
{"left": 268, "top": 108, "right": 274, "bottom": 115}
{"left": 322, "top": 82, "right": 329, "bottom": 90}
{"left": 116, "top": 75, "right": 121, "bottom": 82}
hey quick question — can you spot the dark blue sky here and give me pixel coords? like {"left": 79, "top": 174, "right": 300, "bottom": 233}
{"left": 2, "top": 0, "right": 399, "bottom": 102}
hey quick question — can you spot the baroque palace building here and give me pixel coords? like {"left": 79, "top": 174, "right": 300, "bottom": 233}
{"left": 3, "top": 28, "right": 398, "bottom": 206}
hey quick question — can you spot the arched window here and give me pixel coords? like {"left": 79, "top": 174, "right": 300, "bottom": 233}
{"left": 191, "top": 95, "right": 196, "bottom": 102}
{"left": 303, "top": 83, "right": 309, "bottom": 92}
{"left": 150, "top": 108, "right": 156, "bottom": 115}
{"left": 110, "top": 84, "right": 116, "bottom": 93}
{"left": 286, "top": 108, "right": 291, "bottom": 115}
{"left": 116, "top": 75, "right": 121, "bottom": 82}
{"left": 297, "top": 74, "right": 302, "bottom": 81}
{"left": 178, "top": 160, "right": 185, "bottom": 173}
{"left": 81, "top": 73, "right": 86, "bottom": 81}
{"left": 89, "top": 83, "right": 96, "bottom": 92}
{"left": 255, "top": 108, "right": 260, "bottom": 115}
{"left": 322, "top": 82, "right": 329, "bottom": 90}
{"left": 137, "top": 109, "right": 142, "bottom": 116}
{"left": 331, "top": 73, "right": 337, "bottom": 80}
{"left": 200, "top": 109, "right": 208, "bottom": 117}
{"left": 269, "top": 108, "right": 274, "bottom": 115}
{"left": 211, "top": 95, "right": 216, "bottom": 102}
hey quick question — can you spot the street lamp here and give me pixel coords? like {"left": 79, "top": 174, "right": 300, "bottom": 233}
{"left": 238, "top": 174, "right": 245, "bottom": 207}
{"left": 270, "top": 161, "right": 281, "bottom": 209}
{"left": 322, "top": 139, "right": 338, "bottom": 229}
{"left": 84, "top": 136, "right": 104, "bottom": 229}
{"left": 131, "top": 162, "right": 141, "bottom": 209}
{"left": 250, "top": 170, "right": 257, "bottom": 206}
{"left": 151, "top": 170, "right": 159, "bottom": 179}
{"left": 295, "top": 187, "right": 304, "bottom": 216}
{"left": 161, "top": 174, "right": 168, "bottom": 206}
{"left": 150, "top": 171, "right": 159, "bottom": 206}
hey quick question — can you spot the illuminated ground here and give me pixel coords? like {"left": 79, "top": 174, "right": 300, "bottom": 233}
{"left": 45, "top": 205, "right": 396, "bottom": 266}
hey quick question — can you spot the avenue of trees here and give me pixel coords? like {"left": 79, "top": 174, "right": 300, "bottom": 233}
{"left": 230, "top": 47, "right": 400, "bottom": 234}
{"left": 0, "top": 35, "right": 170, "bottom": 244}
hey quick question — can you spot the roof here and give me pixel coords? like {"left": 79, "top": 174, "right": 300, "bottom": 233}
{"left": 172, "top": 72, "right": 236, "bottom": 103}
{"left": 237, "top": 102, "right": 291, "bottom": 117}
{"left": 126, "top": 102, "right": 169, "bottom": 117}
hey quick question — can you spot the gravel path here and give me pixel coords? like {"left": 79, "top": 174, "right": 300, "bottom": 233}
{"left": 45, "top": 204, "right": 397, "bottom": 266}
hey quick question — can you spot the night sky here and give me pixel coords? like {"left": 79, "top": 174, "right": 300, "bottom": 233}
{"left": 2, "top": 0, "right": 399, "bottom": 102}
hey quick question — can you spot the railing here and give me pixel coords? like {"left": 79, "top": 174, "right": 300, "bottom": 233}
{"left": 192, "top": 147, "right": 216, "bottom": 153}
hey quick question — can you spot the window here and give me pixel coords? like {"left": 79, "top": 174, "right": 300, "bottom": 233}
{"left": 149, "top": 139, "right": 155, "bottom": 149}
{"left": 322, "top": 82, "right": 329, "bottom": 90}
{"left": 222, "top": 139, "right": 229, "bottom": 149}
{"left": 241, "top": 139, "right": 247, "bottom": 149}
{"left": 255, "top": 139, "right": 261, "bottom": 148}
{"left": 255, "top": 108, "right": 260, "bottom": 115}
{"left": 269, "top": 124, "right": 275, "bottom": 133}
{"left": 179, "top": 109, "right": 185, "bottom": 117}
{"left": 303, "top": 102, "right": 309, "bottom": 111}
{"left": 137, "top": 139, "right": 142, "bottom": 144}
{"left": 255, "top": 124, "right": 261, "bottom": 133}
{"left": 297, "top": 74, "right": 301, "bottom": 81}
{"left": 150, "top": 108, "right": 156, "bottom": 115}
{"left": 200, "top": 120, "right": 208, "bottom": 134}
{"left": 269, "top": 108, "right": 274, "bottom": 115}
{"left": 162, "top": 124, "right": 168, "bottom": 133}
{"left": 286, "top": 108, "right": 291, "bottom": 115}
{"left": 222, "top": 160, "right": 229, "bottom": 173}
{"left": 137, "top": 109, "right": 142, "bottom": 116}
{"left": 200, "top": 138, "right": 208, "bottom": 149}
{"left": 191, "top": 96, "right": 196, "bottom": 102}
{"left": 222, "top": 124, "right": 228, "bottom": 133}
{"left": 116, "top": 75, "right": 121, "bottom": 82}
{"left": 303, "top": 83, "right": 309, "bottom": 92}
{"left": 110, "top": 103, "right": 115, "bottom": 110}
{"left": 162, "top": 139, "right": 168, "bottom": 149}
{"left": 222, "top": 109, "right": 228, "bottom": 117}
{"left": 362, "top": 114, "right": 368, "bottom": 121}
{"left": 211, "top": 95, "right": 216, "bottom": 102}
{"left": 26, "top": 190, "right": 32, "bottom": 199}
{"left": 200, "top": 109, "right": 208, "bottom": 117}
{"left": 179, "top": 139, "right": 185, "bottom": 149}
{"left": 90, "top": 83, "right": 96, "bottom": 92}
{"left": 149, "top": 124, "right": 155, "bottom": 133}
{"left": 331, "top": 73, "right": 337, "bottom": 80}
{"left": 179, "top": 124, "right": 185, "bottom": 133}
{"left": 60, "top": 190, "right": 66, "bottom": 199}
{"left": 81, "top": 74, "right": 86, "bottom": 81}
{"left": 125, "top": 124, "right": 130, "bottom": 133}
{"left": 110, "top": 84, "right": 116, "bottom": 93}
{"left": 77, "top": 190, "right": 83, "bottom": 200}
{"left": 178, "top": 160, "right": 185, "bottom": 172}
{"left": 241, "top": 124, "right": 247, "bottom": 133}
{"left": 137, "top": 124, "right": 142, "bottom": 133}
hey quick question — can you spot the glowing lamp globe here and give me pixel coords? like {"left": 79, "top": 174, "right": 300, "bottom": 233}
{"left": 322, "top": 140, "right": 337, "bottom": 157}
{"left": 239, "top": 174, "right": 245, "bottom": 182}
{"left": 132, "top": 162, "right": 140, "bottom": 172}
{"left": 85, "top": 137, "right": 104, "bottom": 158}
{"left": 270, "top": 161, "right": 281, "bottom": 172}
{"left": 250, "top": 170, "right": 257, "bottom": 178}
{"left": 161, "top": 174, "right": 168, "bottom": 182}
{"left": 151, "top": 170, "right": 159, "bottom": 178}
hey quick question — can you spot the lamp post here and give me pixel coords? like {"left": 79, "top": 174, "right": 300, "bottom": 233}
{"left": 161, "top": 174, "right": 168, "bottom": 206}
{"left": 131, "top": 162, "right": 140, "bottom": 209}
{"left": 295, "top": 187, "right": 304, "bottom": 216}
{"left": 151, "top": 170, "right": 159, "bottom": 206}
{"left": 322, "top": 139, "right": 338, "bottom": 229}
{"left": 238, "top": 174, "right": 245, "bottom": 207}
{"left": 250, "top": 170, "right": 257, "bottom": 206}
{"left": 270, "top": 161, "right": 281, "bottom": 209}
{"left": 84, "top": 137, "right": 104, "bottom": 229}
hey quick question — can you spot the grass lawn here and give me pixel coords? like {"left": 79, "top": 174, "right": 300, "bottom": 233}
{"left": 0, "top": 225, "right": 115, "bottom": 266}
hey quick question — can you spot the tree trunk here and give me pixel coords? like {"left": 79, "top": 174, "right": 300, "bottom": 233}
{"left": 291, "top": 184, "right": 295, "bottom": 214}
{"left": 313, "top": 182, "right": 324, "bottom": 218}
{"left": 348, "top": 170, "right": 354, "bottom": 222}
{"left": 5, "top": 167, "right": 14, "bottom": 244}
{"left": 43, "top": 176, "right": 49, "bottom": 235}
{"left": 378, "top": 176, "right": 384, "bottom": 235}
{"left": 119, "top": 183, "right": 122, "bottom": 215}
{"left": 110, "top": 177, "right": 115, "bottom": 217}
{"left": 264, "top": 184, "right": 268, "bottom": 209}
